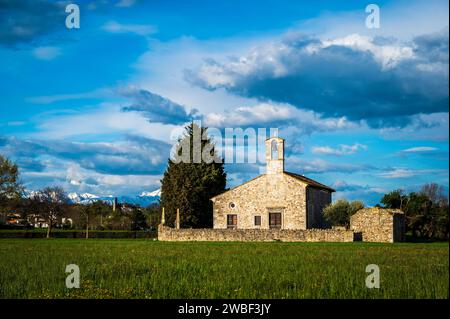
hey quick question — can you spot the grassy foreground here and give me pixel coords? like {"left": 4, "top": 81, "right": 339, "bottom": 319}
{"left": 0, "top": 239, "right": 448, "bottom": 299}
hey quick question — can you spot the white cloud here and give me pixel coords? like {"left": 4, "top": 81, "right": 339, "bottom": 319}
{"left": 378, "top": 168, "right": 447, "bottom": 178}
{"left": 203, "top": 103, "right": 292, "bottom": 127}
{"left": 131, "top": 36, "right": 273, "bottom": 116}
{"left": 115, "top": 0, "right": 136, "bottom": 7}
{"left": 189, "top": 33, "right": 418, "bottom": 90}
{"left": 312, "top": 143, "right": 368, "bottom": 156}
{"left": 321, "top": 34, "right": 414, "bottom": 69}
{"left": 285, "top": 157, "right": 371, "bottom": 174}
{"left": 102, "top": 21, "right": 156, "bottom": 36}
{"left": 203, "top": 102, "right": 357, "bottom": 135}
{"left": 22, "top": 162, "right": 162, "bottom": 196}
{"left": 379, "top": 112, "right": 449, "bottom": 141}
{"left": 27, "top": 88, "right": 113, "bottom": 104}
{"left": 30, "top": 103, "right": 177, "bottom": 143}
{"left": 400, "top": 146, "right": 438, "bottom": 153}
{"left": 32, "top": 46, "right": 61, "bottom": 60}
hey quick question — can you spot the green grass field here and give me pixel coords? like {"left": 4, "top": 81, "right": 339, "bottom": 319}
{"left": 0, "top": 239, "right": 448, "bottom": 299}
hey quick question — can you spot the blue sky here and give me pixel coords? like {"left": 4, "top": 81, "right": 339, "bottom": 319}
{"left": 0, "top": 0, "right": 448, "bottom": 205}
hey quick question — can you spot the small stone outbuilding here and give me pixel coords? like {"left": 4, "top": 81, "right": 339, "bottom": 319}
{"left": 350, "top": 207, "right": 405, "bottom": 243}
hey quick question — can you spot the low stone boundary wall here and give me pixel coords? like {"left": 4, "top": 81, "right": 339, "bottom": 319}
{"left": 158, "top": 225, "right": 354, "bottom": 242}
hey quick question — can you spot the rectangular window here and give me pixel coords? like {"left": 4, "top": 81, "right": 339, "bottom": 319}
{"left": 227, "top": 214, "right": 237, "bottom": 229}
{"left": 269, "top": 212, "right": 282, "bottom": 229}
{"left": 254, "top": 216, "right": 261, "bottom": 226}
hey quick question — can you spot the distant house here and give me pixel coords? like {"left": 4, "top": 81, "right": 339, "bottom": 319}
{"left": 211, "top": 137, "right": 335, "bottom": 230}
{"left": 6, "top": 213, "right": 23, "bottom": 225}
{"left": 62, "top": 217, "right": 73, "bottom": 228}
{"left": 27, "top": 214, "right": 49, "bottom": 228}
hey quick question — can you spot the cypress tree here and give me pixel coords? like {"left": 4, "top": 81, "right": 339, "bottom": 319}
{"left": 160, "top": 122, "right": 226, "bottom": 228}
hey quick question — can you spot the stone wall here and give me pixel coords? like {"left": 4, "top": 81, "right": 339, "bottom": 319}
{"left": 158, "top": 225, "right": 354, "bottom": 242}
{"left": 211, "top": 173, "right": 308, "bottom": 230}
{"left": 350, "top": 207, "right": 405, "bottom": 243}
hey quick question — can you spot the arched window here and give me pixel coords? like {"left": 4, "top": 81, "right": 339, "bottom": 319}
{"left": 271, "top": 140, "right": 278, "bottom": 160}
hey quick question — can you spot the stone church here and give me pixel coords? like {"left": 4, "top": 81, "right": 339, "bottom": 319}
{"left": 211, "top": 137, "right": 335, "bottom": 230}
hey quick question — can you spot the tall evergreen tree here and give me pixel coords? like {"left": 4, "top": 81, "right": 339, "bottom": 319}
{"left": 0, "top": 155, "right": 23, "bottom": 201}
{"left": 160, "top": 122, "right": 226, "bottom": 228}
{"left": 0, "top": 155, "right": 23, "bottom": 224}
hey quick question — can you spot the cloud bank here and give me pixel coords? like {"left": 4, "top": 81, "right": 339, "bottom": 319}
{"left": 186, "top": 30, "right": 449, "bottom": 128}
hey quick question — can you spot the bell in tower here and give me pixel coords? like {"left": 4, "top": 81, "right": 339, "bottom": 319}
{"left": 265, "top": 137, "right": 285, "bottom": 174}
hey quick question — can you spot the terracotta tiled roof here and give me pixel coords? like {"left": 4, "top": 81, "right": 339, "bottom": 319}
{"left": 284, "top": 172, "right": 335, "bottom": 192}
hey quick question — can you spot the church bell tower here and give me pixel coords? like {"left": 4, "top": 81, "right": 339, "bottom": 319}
{"left": 265, "top": 137, "right": 285, "bottom": 174}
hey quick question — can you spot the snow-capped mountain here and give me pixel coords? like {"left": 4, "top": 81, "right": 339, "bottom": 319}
{"left": 110, "top": 193, "right": 161, "bottom": 207}
{"left": 140, "top": 189, "right": 161, "bottom": 197}
{"left": 69, "top": 189, "right": 160, "bottom": 206}
{"left": 26, "top": 189, "right": 161, "bottom": 207}
{"left": 68, "top": 192, "right": 100, "bottom": 204}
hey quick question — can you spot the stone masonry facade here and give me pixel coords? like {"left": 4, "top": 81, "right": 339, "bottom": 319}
{"left": 212, "top": 174, "right": 308, "bottom": 230}
{"left": 350, "top": 207, "right": 405, "bottom": 243}
{"left": 158, "top": 225, "right": 354, "bottom": 242}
